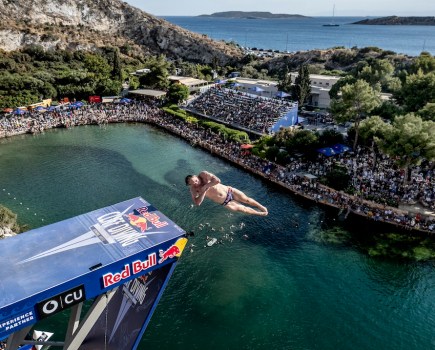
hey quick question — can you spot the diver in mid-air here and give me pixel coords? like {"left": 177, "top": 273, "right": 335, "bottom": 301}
{"left": 185, "top": 171, "right": 268, "bottom": 216}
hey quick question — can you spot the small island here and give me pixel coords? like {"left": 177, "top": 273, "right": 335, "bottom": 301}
{"left": 198, "top": 11, "right": 308, "bottom": 19}
{"left": 353, "top": 16, "right": 435, "bottom": 25}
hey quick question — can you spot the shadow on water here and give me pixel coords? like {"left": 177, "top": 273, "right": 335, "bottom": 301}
{"left": 0, "top": 142, "right": 198, "bottom": 231}
{"left": 305, "top": 209, "right": 435, "bottom": 262}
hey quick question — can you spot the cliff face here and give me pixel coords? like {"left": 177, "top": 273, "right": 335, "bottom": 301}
{"left": 0, "top": 0, "right": 243, "bottom": 64}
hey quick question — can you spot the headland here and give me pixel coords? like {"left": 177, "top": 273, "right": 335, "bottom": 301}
{"left": 353, "top": 16, "right": 435, "bottom": 25}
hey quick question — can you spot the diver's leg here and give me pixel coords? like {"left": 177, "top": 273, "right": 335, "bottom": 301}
{"left": 225, "top": 201, "right": 268, "bottom": 216}
{"left": 231, "top": 188, "right": 268, "bottom": 214}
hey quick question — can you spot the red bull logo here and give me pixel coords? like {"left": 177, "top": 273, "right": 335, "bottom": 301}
{"left": 127, "top": 213, "right": 147, "bottom": 232}
{"left": 158, "top": 246, "right": 180, "bottom": 264}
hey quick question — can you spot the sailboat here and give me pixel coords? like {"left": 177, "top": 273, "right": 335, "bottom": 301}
{"left": 323, "top": 5, "right": 340, "bottom": 27}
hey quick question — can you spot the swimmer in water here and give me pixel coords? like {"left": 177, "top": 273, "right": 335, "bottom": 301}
{"left": 185, "top": 171, "right": 268, "bottom": 216}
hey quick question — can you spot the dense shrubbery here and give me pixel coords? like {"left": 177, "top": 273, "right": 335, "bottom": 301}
{"left": 163, "top": 105, "right": 250, "bottom": 143}
{"left": 0, "top": 45, "right": 144, "bottom": 108}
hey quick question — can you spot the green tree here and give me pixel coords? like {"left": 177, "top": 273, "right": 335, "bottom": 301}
{"left": 411, "top": 52, "right": 435, "bottom": 74}
{"left": 418, "top": 102, "right": 435, "bottom": 121}
{"left": 328, "top": 75, "right": 357, "bottom": 100}
{"left": 111, "top": 47, "right": 122, "bottom": 82}
{"left": 376, "top": 114, "right": 435, "bottom": 182}
{"left": 359, "top": 115, "right": 386, "bottom": 147}
{"left": 358, "top": 115, "right": 386, "bottom": 169}
{"left": 357, "top": 59, "right": 394, "bottom": 90}
{"left": 272, "top": 127, "right": 295, "bottom": 146}
{"left": 83, "top": 54, "right": 111, "bottom": 76}
{"left": 96, "top": 78, "right": 122, "bottom": 96}
{"left": 277, "top": 65, "right": 292, "bottom": 93}
{"left": 330, "top": 79, "right": 381, "bottom": 149}
{"left": 286, "top": 129, "right": 319, "bottom": 156}
{"left": 292, "top": 64, "right": 311, "bottom": 107}
{"left": 317, "top": 129, "right": 344, "bottom": 147}
{"left": 139, "top": 55, "right": 170, "bottom": 90}
{"left": 167, "top": 83, "right": 189, "bottom": 104}
{"left": 370, "top": 100, "right": 403, "bottom": 121}
{"left": 394, "top": 71, "right": 435, "bottom": 112}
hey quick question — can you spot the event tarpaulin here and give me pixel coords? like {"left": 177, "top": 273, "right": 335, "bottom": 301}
{"left": 269, "top": 102, "right": 299, "bottom": 132}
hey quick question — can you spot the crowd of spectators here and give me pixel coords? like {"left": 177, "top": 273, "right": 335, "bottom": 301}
{"left": 186, "top": 87, "right": 296, "bottom": 133}
{"left": 0, "top": 100, "right": 434, "bottom": 233}
{"left": 0, "top": 102, "right": 159, "bottom": 137}
{"left": 271, "top": 149, "right": 435, "bottom": 212}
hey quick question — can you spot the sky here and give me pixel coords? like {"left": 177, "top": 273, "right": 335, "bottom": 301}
{"left": 125, "top": 0, "right": 435, "bottom": 17}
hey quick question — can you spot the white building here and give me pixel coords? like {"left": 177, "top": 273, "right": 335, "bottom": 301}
{"left": 168, "top": 76, "right": 209, "bottom": 93}
{"left": 290, "top": 73, "right": 340, "bottom": 109}
{"left": 231, "top": 77, "right": 279, "bottom": 98}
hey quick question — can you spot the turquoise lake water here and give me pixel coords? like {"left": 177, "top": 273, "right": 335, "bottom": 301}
{"left": 0, "top": 124, "right": 434, "bottom": 349}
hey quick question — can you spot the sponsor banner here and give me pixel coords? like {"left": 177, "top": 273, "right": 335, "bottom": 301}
{"left": 0, "top": 197, "right": 186, "bottom": 340}
{"left": 0, "top": 310, "right": 35, "bottom": 336}
{"left": 81, "top": 263, "right": 176, "bottom": 350}
{"left": 36, "top": 285, "right": 86, "bottom": 319}
{"left": 101, "top": 238, "right": 187, "bottom": 290}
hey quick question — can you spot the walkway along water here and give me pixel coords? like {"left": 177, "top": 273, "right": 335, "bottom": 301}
{"left": 0, "top": 102, "right": 434, "bottom": 234}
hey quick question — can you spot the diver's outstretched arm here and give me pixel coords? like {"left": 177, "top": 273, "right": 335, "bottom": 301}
{"left": 198, "top": 171, "right": 220, "bottom": 193}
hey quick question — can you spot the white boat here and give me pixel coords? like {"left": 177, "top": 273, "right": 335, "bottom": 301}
{"left": 323, "top": 5, "right": 340, "bottom": 27}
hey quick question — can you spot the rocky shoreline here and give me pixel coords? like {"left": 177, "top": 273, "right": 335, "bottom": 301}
{"left": 0, "top": 226, "right": 16, "bottom": 239}
{"left": 353, "top": 16, "right": 435, "bottom": 26}
{"left": 0, "top": 205, "right": 19, "bottom": 239}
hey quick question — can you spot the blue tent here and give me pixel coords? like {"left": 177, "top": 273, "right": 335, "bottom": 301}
{"left": 12, "top": 109, "right": 27, "bottom": 115}
{"left": 34, "top": 106, "right": 46, "bottom": 112}
{"left": 317, "top": 147, "right": 338, "bottom": 157}
{"left": 70, "top": 101, "right": 84, "bottom": 108}
{"left": 276, "top": 91, "right": 290, "bottom": 98}
{"left": 47, "top": 106, "right": 58, "bottom": 112}
{"left": 215, "top": 79, "right": 227, "bottom": 84}
{"left": 119, "top": 98, "right": 132, "bottom": 104}
{"left": 332, "top": 143, "right": 351, "bottom": 154}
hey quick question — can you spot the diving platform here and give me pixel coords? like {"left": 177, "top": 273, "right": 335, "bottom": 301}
{"left": 0, "top": 197, "right": 187, "bottom": 349}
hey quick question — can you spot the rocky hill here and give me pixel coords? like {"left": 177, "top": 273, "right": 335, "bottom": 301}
{"left": 353, "top": 16, "right": 435, "bottom": 26}
{"left": 0, "top": 0, "right": 243, "bottom": 64}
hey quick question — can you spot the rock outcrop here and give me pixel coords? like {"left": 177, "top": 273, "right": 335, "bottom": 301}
{"left": 0, "top": 205, "right": 20, "bottom": 239}
{"left": 0, "top": 226, "right": 16, "bottom": 239}
{"left": 0, "top": 0, "right": 243, "bottom": 64}
{"left": 353, "top": 16, "right": 435, "bottom": 26}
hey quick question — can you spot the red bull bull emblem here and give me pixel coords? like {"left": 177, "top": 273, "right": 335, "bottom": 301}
{"left": 127, "top": 212, "right": 148, "bottom": 232}
{"left": 158, "top": 245, "right": 181, "bottom": 264}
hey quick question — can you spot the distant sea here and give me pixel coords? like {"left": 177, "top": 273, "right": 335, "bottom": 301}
{"left": 162, "top": 16, "right": 435, "bottom": 57}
